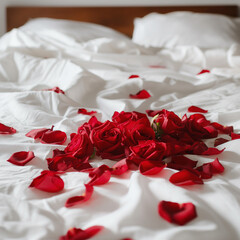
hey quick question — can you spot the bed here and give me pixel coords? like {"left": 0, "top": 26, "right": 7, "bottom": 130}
{"left": 1, "top": 5, "right": 240, "bottom": 240}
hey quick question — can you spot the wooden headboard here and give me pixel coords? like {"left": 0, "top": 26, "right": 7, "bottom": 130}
{"left": 6, "top": 5, "right": 239, "bottom": 37}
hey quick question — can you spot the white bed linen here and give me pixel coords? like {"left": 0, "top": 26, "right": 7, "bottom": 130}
{"left": 0, "top": 28, "right": 240, "bottom": 240}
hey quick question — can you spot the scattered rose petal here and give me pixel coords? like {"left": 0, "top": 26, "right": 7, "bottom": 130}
{"left": 128, "top": 75, "right": 140, "bottom": 79}
{"left": 45, "top": 86, "right": 65, "bottom": 94}
{"left": 29, "top": 170, "right": 64, "bottom": 193}
{"left": 158, "top": 201, "right": 197, "bottom": 225}
{"left": 210, "top": 122, "right": 233, "bottom": 135}
{"left": 196, "top": 158, "right": 224, "bottom": 179}
{"left": 129, "top": 90, "right": 151, "bottom": 99}
{"left": 0, "top": 123, "right": 16, "bottom": 134}
{"left": 78, "top": 108, "right": 97, "bottom": 115}
{"left": 214, "top": 138, "right": 229, "bottom": 147}
{"left": 60, "top": 225, "right": 104, "bottom": 240}
{"left": 167, "top": 155, "right": 197, "bottom": 171}
{"left": 201, "top": 147, "right": 225, "bottom": 155}
{"left": 231, "top": 132, "right": 240, "bottom": 140}
{"left": 169, "top": 169, "right": 204, "bottom": 186}
{"left": 110, "top": 159, "right": 129, "bottom": 175}
{"left": 149, "top": 65, "right": 165, "bottom": 68}
{"left": 26, "top": 127, "right": 49, "bottom": 139}
{"left": 26, "top": 126, "right": 67, "bottom": 145}
{"left": 65, "top": 184, "right": 94, "bottom": 208}
{"left": 197, "top": 69, "right": 210, "bottom": 75}
{"left": 188, "top": 106, "right": 208, "bottom": 113}
{"left": 7, "top": 151, "right": 35, "bottom": 166}
{"left": 87, "top": 165, "right": 111, "bottom": 186}
{"left": 139, "top": 160, "right": 165, "bottom": 175}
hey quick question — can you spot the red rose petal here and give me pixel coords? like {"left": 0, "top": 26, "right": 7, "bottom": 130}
{"left": 29, "top": 170, "right": 64, "bottom": 193}
{"left": 7, "top": 151, "right": 35, "bottom": 166}
{"left": 196, "top": 158, "right": 224, "bottom": 179}
{"left": 139, "top": 160, "right": 165, "bottom": 175}
{"left": 65, "top": 184, "right": 94, "bottom": 208}
{"left": 128, "top": 75, "right": 140, "bottom": 79}
{"left": 214, "top": 138, "right": 229, "bottom": 147}
{"left": 0, "top": 123, "right": 17, "bottom": 134}
{"left": 201, "top": 147, "right": 225, "bottom": 155}
{"left": 158, "top": 201, "right": 197, "bottom": 225}
{"left": 40, "top": 130, "right": 67, "bottom": 145}
{"left": 129, "top": 90, "right": 151, "bottom": 99}
{"left": 231, "top": 132, "right": 240, "bottom": 140}
{"left": 167, "top": 155, "right": 197, "bottom": 171}
{"left": 60, "top": 226, "right": 104, "bottom": 240}
{"left": 197, "top": 69, "right": 210, "bottom": 75}
{"left": 26, "top": 128, "right": 49, "bottom": 139}
{"left": 210, "top": 122, "right": 233, "bottom": 135}
{"left": 169, "top": 169, "right": 204, "bottom": 186}
{"left": 110, "top": 159, "right": 129, "bottom": 175}
{"left": 87, "top": 165, "right": 111, "bottom": 186}
{"left": 188, "top": 106, "right": 208, "bottom": 113}
{"left": 78, "top": 108, "right": 97, "bottom": 115}
{"left": 45, "top": 86, "right": 65, "bottom": 94}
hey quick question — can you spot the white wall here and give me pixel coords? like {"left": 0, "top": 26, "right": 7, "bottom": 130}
{"left": 0, "top": 0, "right": 240, "bottom": 36}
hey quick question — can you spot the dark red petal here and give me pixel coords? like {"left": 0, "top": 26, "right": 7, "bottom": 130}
{"left": 214, "top": 138, "right": 229, "bottom": 147}
{"left": 139, "top": 161, "right": 165, "bottom": 175}
{"left": 169, "top": 169, "right": 204, "bottom": 186}
{"left": 188, "top": 106, "right": 208, "bottom": 113}
{"left": 7, "top": 151, "right": 35, "bottom": 166}
{"left": 158, "top": 201, "right": 197, "bottom": 225}
{"left": 45, "top": 86, "right": 65, "bottom": 94}
{"left": 78, "top": 108, "right": 97, "bottom": 115}
{"left": 231, "top": 132, "right": 240, "bottom": 140}
{"left": 65, "top": 184, "right": 94, "bottom": 208}
{"left": 29, "top": 170, "right": 64, "bottom": 193}
{"left": 167, "top": 155, "right": 197, "bottom": 171}
{"left": 110, "top": 159, "right": 129, "bottom": 175}
{"left": 60, "top": 226, "right": 104, "bottom": 240}
{"left": 128, "top": 75, "right": 140, "bottom": 79}
{"left": 25, "top": 128, "right": 49, "bottom": 139}
{"left": 40, "top": 130, "right": 67, "bottom": 145}
{"left": 0, "top": 123, "right": 16, "bottom": 134}
{"left": 197, "top": 69, "right": 210, "bottom": 75}
{"left": 201, "top": 147, "right": 225, "bottom": 155}
{"left": 88, "top": 165, "right": 111, "bottom": 186}
{"left": 197, "top": 158, "right": 224, "bottom": 179}
{"left": 129, "top": 90, "right": 151, "bottom": 99}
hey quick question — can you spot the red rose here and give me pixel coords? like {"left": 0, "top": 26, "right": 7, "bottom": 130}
{"left": 112, "top": 111, "right": 148, "bottom": 126}
{"left": 183, "top": 114, "right": 218, "bottom": 140}
{"left": 127, "top": 140, "right": 168, "bottom": 165}
{"left": 90, "top": 121, "right": 125, "bottom": 160}
{"left": 77, "top": 116, "right": 102, "bottom": 135}
{"left": 151, "top": 109, "right": 184, "bottom": 137}
{"left": 122, "top": 118, "right": 155, "bottom": 147}
{"left": 65, "top": 131, "right": 93, "bottom": 162}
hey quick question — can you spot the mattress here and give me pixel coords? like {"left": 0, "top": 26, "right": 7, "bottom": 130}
{"left": 0, "top": 21, "right": 240, "bottom": 240}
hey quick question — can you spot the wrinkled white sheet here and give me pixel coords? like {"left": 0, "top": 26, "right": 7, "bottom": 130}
{"left": 0, "top": 28, "right": 240, "bottom": 240}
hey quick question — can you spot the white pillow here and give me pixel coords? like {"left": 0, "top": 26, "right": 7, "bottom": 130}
{"left": 132, "top": 12, "right": 240, "bottom": 49}
{"left": 20, "top": 18, "right": 129, "bottom": 42}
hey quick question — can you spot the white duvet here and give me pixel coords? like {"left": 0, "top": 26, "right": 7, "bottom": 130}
{"left": 0, "top": 28, "right": 240, "bottom": 240}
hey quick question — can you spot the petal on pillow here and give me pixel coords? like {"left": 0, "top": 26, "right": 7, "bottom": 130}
{"left": 78, "top": 108, "right": 97, "bottom": 115}
{"left": 7, "top": 151, "right": 35, "bottom": 166}
{"left": 110, "top": 159, "right": 129, "bottom": 175}
{"left": 169, "top": 169, "right": 204, "bottom": 186}
{"left": 128, "top": 75, "right": 140, "bottom": 79}
{"left": 0, "top": 123, "right": 17, "bottom": 134}
{"left": 188, "top": 106, "right": 208, "bottom": 113}
{"left": 129, "top": 90, "right": 151, "bottom": 99}
{"left": 60, "top": 226, "right": 104, "bottom": 240}
{"left": 197, "top": 69, "right": 210, "bottom": 75}
{"left": 29, "top": 170, "right": 64, "bottom": 193}
{"left": 65, "top": 184, "right": 94, "bottom": 208}
{"left": 139, "top": 160, "right": 165, "bottom": 175}
{"left": 158, "top": 201, "right": 197, "bottom": 225}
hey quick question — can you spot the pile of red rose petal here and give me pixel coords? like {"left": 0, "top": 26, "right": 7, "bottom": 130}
{"left": 4, "top": 105, "right": 239, "bottom": 240}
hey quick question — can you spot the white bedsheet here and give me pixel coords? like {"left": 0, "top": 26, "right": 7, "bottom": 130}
{"left": 0, "top": 29, "right": 240, "bottom": 240}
